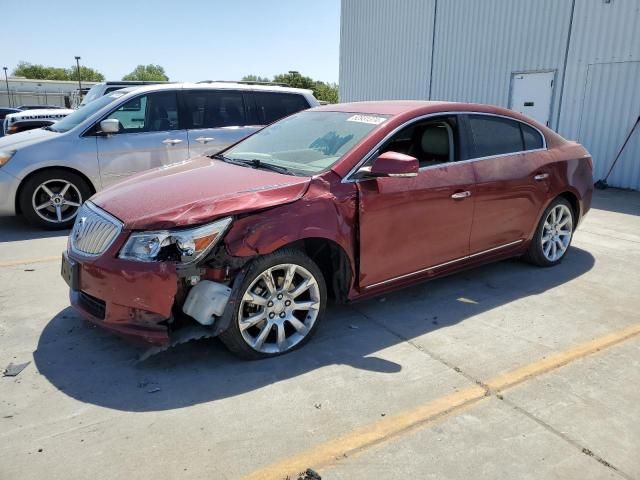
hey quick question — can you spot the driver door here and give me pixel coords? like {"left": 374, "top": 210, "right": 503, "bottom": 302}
{"left": 97, "top": 91, "right": 189, "bottom": 187}
{"left": 357, "top": 115, "right": 476, "bottom": 289}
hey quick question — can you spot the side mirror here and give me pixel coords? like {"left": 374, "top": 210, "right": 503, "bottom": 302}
{"left": 356, "top": 151, "right": 419, "bottom": 179}
{"left": 99, "top": 119, "right": 120, "bottom": 135}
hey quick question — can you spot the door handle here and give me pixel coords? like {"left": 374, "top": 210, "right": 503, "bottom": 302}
{"left": 451, "top": 191, "right": 471, "bottom": 199}
{"left": 534, "top": 173, "right": 549, "bottom": 181}
{"left": 162, "top": 138, "right": 183, "bottom": 145}
{"left": 195, "top": 136, "right": 215, "bottom": 144}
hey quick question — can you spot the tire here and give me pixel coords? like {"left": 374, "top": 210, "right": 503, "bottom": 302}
{"left": 219, "top": 248, "right": 327, "bottom": 360}
{"left": 19, "top": 169, "right": 92, "bottom": 230}
{"left": 524, "top": 197, "right": 575, "bottom": 267}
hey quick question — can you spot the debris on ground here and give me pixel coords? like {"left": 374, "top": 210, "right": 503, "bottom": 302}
{"left": 457, "top": 297, "right": 478, "bottom": 304}
{"left": 290, "top": 469, "right": 321, "bottom": 480}
{"left": 314, "top": 403, "right": 322, "bottom": 409}
{"left": 136, "top": 326, "right": 215, "bottom": 362}
{"left": 348, "top": 324, "right": 359, "bottom": 329}
{"left": 147, "top": 387, "right": 161, "bottom": 394}
{"left": 3, "top": 361, "right": 30, "bottom": 377}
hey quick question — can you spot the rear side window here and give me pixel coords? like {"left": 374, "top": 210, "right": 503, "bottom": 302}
{"left": 183, "top": 90, "right": 247, "bottom": 128}
{"left": 252, "top": 92, "right": 310, "bottom": 124}
{"left": 521, "top": 123, "right": 544, "bottom": 150}
{"left": 468, "top": 115, "right": 523, "bottom": 157}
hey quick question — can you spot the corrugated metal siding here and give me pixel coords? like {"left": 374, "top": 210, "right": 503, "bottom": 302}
{"left": 339, "top": 0, "right": 435, "bottom": 101}
{"left": 576, "top": 61, "right": 640, "bottom": 189}
{"left": 430, "top": 0, "right": 572, "bottom": 129}
{"left": 340, "top": 0, "right": 640, "bottom": 189}
{"left": 557, "top": 0, "right": 640, "bottom": 188}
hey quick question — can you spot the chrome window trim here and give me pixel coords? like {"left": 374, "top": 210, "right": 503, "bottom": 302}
{"left": 363, "top": 239, "right": 523, "bottom": 290}
{"left": 342, "top": 111, "right": 547, "bottom": 183}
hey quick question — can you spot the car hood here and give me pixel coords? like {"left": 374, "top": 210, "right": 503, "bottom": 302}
{"left": 92, "top": 157, "right": 311, "bottom": 230}
{"left": 0, "top": 127, "right": 58, "bottom": 149}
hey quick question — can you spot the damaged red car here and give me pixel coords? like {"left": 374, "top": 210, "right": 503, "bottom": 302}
{"left": 61, "top": 101, "right": 593, "bottom": 359}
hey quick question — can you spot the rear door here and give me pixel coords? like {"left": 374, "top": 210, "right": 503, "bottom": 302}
{"left": 182, "top": 89, "right": 259, "bottom": 157}
{"left": 466, "top": 114, "right": 549, "bottom": 254}
{"left": 249, "top": 91, "right": 312, "bottom": 126}
{"left": 96, "top": 91, "right": 189, "bottom": 187}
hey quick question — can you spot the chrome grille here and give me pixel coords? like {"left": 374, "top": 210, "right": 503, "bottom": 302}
{"left": 70, "top": 202, "right": 122, "bottom": 256}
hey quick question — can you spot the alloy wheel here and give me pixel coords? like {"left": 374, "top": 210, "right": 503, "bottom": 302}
{"left": 31, "top": 179, "right": 83, "bottom": 224}
{"left": 541, "top": 204, "right": 573, "bottom": 262}
{"left": 238, "top": 263, "right": 321, "bottom": 354}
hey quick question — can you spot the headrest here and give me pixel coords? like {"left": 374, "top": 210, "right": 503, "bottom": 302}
{"left": 421, "top": 125, "right": 449, "bottom": 156}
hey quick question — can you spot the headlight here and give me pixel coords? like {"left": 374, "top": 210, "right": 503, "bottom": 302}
{"left": 119, "top": 217, "right": 232, "bottom": 263}
{"left": 0, "top": 150, "right": 16, "bottom": 167}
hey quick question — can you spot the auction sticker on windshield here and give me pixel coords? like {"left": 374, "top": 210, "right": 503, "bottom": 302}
{"left": 347, "top": 114, "right": 387, "bottom": 125}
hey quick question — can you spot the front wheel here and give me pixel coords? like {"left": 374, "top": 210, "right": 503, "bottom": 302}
{"left": 525, "top": 197, "right": 575, "bottom": 267}
{"left": 219, "top": 249, "right": 327, "bottom": 360}
{"left": 19, "top": 169, "right": 92, "bottom": 230}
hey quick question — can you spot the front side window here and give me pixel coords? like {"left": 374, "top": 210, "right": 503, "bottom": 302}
{"left": 253, "top": 92, "right": 310, "bottom": 124}
{"left": 103, "top": 92, "right": 178, "bottom": 133}
{"left": 469, "top": 115, "right": 524, "bottom": 157}
{"left": 183, "top": 90, "right": 246, "bottom": 129}
{"left": 381, "top": 115, "right": 459, "bottom": 168}
{"left": 224, "top": 111, "right": 388, "bottom": 175}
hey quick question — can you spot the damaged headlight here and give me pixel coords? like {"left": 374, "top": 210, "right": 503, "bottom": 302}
{"left": 119, "top": 217, "right": 232, "bottom": 264}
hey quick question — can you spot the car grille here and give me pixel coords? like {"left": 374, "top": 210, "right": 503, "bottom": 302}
{"left": 70, "top": 202, "right": 122, "bottom": 256}
{"left": 78, "top": 291, "right": 106, "bottom": 320}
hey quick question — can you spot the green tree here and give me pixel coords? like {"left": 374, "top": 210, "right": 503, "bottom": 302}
{"left": 122, "top": 64, "right": 169, "bottom": 81}
{"left": 313, "top": 81, "right": 339, "bottom": 103}
{"left": 12, "top": 61, "right": 105, "bottom": 82}
{"left": 272, "top": 71, "right": 339, "bottom": 103}
{"left": 241, "top": 74, "right": 271, "bottom": 82}
{"left": 13, "top": 62, "right": 70, "bottom": 81}
{"left": 272, "top": 71, "right": 316, "bottom": 90}
{"left": 67, "top": 65, "right": 105, "bottom": 82}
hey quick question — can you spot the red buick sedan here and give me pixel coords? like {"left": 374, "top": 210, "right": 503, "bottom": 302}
{"left": 62, "top": 101, "right": 593, "bottom": 359}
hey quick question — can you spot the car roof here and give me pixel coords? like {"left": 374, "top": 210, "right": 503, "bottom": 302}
{"left": 114, "top": 82, "right": 314, "bottom": 96}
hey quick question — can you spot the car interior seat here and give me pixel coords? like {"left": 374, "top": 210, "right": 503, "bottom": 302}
{"left": 409, "top": 123, "right": 453, "bottom": 167}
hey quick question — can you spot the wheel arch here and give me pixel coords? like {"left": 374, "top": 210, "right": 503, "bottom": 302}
{"left": 15, "top": 166, "right": 97, "bottom": 215}
{"left": 557, "top": 190, "right": 580, "bottom": 223}
{"left": 277, "top": 237, "right": 353, "bottom": 302}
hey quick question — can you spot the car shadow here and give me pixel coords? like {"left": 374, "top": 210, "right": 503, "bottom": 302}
{"left": 34, "top": 247, "right": 595, "bottom": 412}
{"left": 0, "top": 216, "right": 69, "bottom": 242}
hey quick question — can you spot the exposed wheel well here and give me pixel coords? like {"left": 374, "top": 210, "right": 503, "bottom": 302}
{"left": 283, "top": 238, "right": 352, "bottom": 302}
{"left": 558, "top": 191, "right": 580, "bottom": 223}
{"left": 15, "top": 167, "right": 96, "bottom": 215}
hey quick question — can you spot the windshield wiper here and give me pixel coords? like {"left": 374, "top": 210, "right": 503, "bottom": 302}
{"left": 213, "top": 154, "right": 293, "bottom": 175}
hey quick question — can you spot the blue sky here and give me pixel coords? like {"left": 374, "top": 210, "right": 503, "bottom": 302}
{"left": 3, "top": 0, "right": 340, "bottom": 83}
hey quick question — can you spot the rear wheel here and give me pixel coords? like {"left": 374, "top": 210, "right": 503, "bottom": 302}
{"left": 525, "top": 197, "right": 575, "bottom": 267}
{"left": 19, "top": 169, "right": 92, "bottom": 230}
{"left": 219, "top": 249, "right": 326, "bottom": 360}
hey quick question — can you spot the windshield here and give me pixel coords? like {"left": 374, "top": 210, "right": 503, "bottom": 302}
{"left": 223, "top": 111, "right": 389, "bottom": 175}
{"left": 48, "top": 93, "right": 125, "bottom": 133}
{"left": 80, "top": 85, "right": 105, "bottom": 105}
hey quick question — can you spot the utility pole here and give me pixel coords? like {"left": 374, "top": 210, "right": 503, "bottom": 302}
{"left": 74, "top": 56, "right": 82, "bottom": 101}
{"left": 3, "top": 67, "right": 10, "bottom": 107}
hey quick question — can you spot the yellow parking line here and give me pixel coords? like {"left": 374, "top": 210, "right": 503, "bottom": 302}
{"left": 242, "top": 323, "right": 640, "bottom": 480}
{"left": 0, "top": 256, "right": 60, "bottom": 268}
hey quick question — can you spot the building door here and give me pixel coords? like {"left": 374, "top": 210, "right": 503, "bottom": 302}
{"left": 509, "top": 71, "right": 555, "bottom": 126}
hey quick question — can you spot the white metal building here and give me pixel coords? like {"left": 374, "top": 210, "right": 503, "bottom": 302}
{"left": 0, "top": 78, "right": 99, "bottom": 109}
{"left": 339, "top": 0, "right": 640, "bottom": 190}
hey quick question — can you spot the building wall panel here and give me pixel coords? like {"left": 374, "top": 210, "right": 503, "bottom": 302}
{"left": 339, "top": 0, "right": 435, "bottom": 101}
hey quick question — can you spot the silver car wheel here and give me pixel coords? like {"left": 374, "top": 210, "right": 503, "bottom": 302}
{"left": 541, "top": 204, "right": 573, "bottom": 262}
{"left": 238, "top": 263, "right": 321, "bottom": 354}
{"left": 31, "top": 179, "right": 83, "bottom": 224}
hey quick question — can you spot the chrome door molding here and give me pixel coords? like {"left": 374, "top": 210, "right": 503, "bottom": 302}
{"left": 342, "top": 111, "right": 548, "bottom": 183}
{"left": 363, "top": 239, "right": 523, "bottom": 290}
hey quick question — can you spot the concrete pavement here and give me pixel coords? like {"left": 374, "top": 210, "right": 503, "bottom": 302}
{"left": 0, "top": 188, "right": 638, "bottom": 480}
